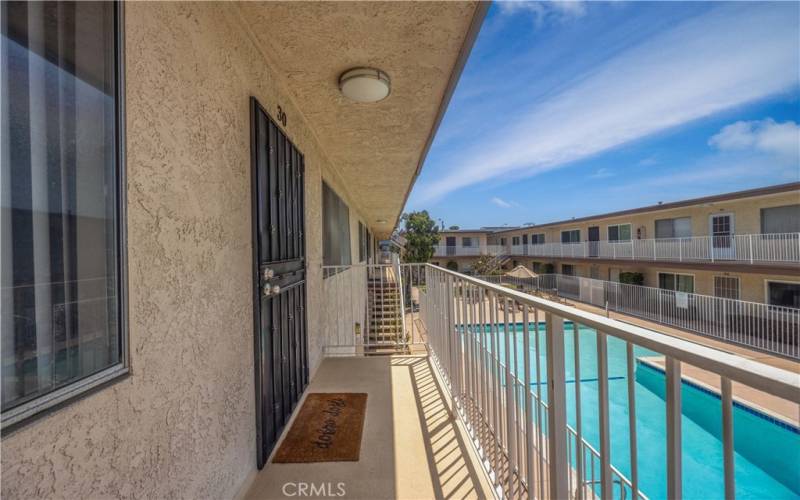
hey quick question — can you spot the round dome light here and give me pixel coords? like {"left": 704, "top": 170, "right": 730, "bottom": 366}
{"left": 339, "top": 67, "right": 391, "bottom": 103}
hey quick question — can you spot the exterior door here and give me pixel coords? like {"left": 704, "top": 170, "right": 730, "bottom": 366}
{"left": 710, "top": 213, "right": 735, "bottom": 260}
{"left": 588, "top": 226, "right": 600, "bottom": 257}
{"left": 251, "top": 98, "right": 308, "bottom": 468}
{"left": 446, "top": 236, "right": 456, "bottom": 256}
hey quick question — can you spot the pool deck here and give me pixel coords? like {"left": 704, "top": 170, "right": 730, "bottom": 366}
{"left": 409, "top": 289, "right": 799, "bottom": 429}
{"left": 638, "top": 356, "right": 799, "bottom": 427}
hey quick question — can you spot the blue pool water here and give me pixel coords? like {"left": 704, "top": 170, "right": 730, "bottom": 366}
{"left": 472, "top": 322, "right": 800, "bottom": 500}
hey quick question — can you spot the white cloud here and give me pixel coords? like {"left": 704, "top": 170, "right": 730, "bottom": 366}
{"left": 491, "top": 196, "right": 513, "bottom": 208}
{"left": 590, "top": 168, "right": 614, "bottom": 179}
{"left": 709, "top": 119, "right": 800, "bottom": 160}
{"left": 498, "top": 1, "right": 586, "bottom": 25}
{"left": 416, "top": 3, "right": 799, "bottom": 202}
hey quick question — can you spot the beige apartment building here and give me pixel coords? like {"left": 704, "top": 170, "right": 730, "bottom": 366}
{"left": 432, "top": 183, "right": 800, "bottom": 306}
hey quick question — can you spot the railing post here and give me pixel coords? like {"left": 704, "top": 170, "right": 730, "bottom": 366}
{"left": 749, "top": 234, "right": 754, "bottom": 264}
{"left": 666, "top": 357, "right": 683, "bottom": 500}
{"left": 721, "top": 377, "right": 735, "bottom": 500}
{"left": 597, "top": 331, "right": 613, "bottom": 500}
{"left": 679, "top": 238, "right": 682, "bottom": 262}
{"left": 545, "top": 312, "right": 569, "bottom": 500}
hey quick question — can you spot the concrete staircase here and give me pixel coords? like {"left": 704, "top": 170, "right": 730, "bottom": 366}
{"left": 483, "top": 253, "right": 511, "bottom": 274}
{"left": 366, "top": 269, "right": 407, "bottom": 352}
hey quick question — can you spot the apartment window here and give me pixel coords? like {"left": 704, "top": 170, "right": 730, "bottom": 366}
{"left": 512, "top": 236, "right": 520, "bottom": 245}
{"left": 500, "top": 237, "right": 507, "bottom": 246}
{"left": 562, "top": 264, "right": 575, "bottom": 276}
{"left": 655, "top": 217, "right": 692, "bottom": 239}
{"left": 322, "top": 182, "right": 351, "bottom": 266}
{"left": 462, "top": 237, "right": 473, "bottom": 247}
{"left": 1, "top": 3, "right": 126, "bottom": 425}
{"left": 522, "top": 234, "right": 528, "bottom": 245}
{"left": 561, "top": 230, "right": 580, "bottom": 244}
{"left": 658, "top": 273, "right": 694, "bottom": 293}
{"left": 358, "top": 222, "right": 368, "bottom": 263}
{"left": 714, "top": 277, "right": 740, "bottom": 300}
{"left": 532, "top": 262, "right": 542, "bottom": 273}
{"left": 608, "top": 224, "right": 632, "bottom": 242}
{"left": 761, "top": 205, "right": 800, "bottom": 234}
{"left": 531, "top": 233, "right": 545, "bottom": 245}
{"left": 766, "top": 281, "right": 800, "bottom": 308}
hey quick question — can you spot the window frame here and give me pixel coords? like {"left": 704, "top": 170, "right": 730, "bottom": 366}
{"left": 658, "top": 272, "right": 695, "bottom": 293}
{"left": 561, "top": 229, "right": 580, "bottom": 244}
{"left": 2, "top": 3, "right": 129, "bottom": 430}
{"left": 607, "top": 223, "right": 632, "bottom": 242}
{"left": 764, "top": 280, "right": 800, "bottom": 308}
{"left": 531, "top": 233, "right": 545, "bottom": 245}
{"left": 655, "top": 216, "right": 692, "bottom": 239}
{"left": 713, "top": 276, "right": 740, "bottom": 300}
{"left": 461, "top": 237, "right": 473, "bottom": 248}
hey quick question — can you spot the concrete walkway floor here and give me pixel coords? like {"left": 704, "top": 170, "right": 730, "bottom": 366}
{"left": 245, "top": 355, "right": 494, "bottom": 500}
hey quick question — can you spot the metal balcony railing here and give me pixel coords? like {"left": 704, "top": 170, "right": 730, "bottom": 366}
{"left": 479, "top": 273, "right": 800, "bottom": 360}
{"left": 320, "top": 263, "right": 800, "bottom": 500}
{"left": 433, "top": 233, "right": 800, "bottom": 264}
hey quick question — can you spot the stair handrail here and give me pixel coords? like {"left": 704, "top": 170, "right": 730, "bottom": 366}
{"left": 392, "top": 254, "right": 408, "bottom": 347}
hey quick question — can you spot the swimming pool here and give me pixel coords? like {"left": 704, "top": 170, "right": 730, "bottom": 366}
{"left": 473, "top": 322, "right": 800, "bottom": 500}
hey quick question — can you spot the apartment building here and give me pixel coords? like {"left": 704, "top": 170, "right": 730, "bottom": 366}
{"left": 433, "top": 183, "right": 800, "bottom": 307}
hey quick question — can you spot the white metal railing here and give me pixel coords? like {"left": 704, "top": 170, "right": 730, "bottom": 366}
{"left": 321, "top": 263, "right": 427, "bottom": 354}
{"left": 514, "top": 233, "right": 800, "bottom": 264}
{"left": 479, "top": 273, "right": 800, "bottom": 360}
{"left": 418, "top": 265, "right": 800, "bottom": 500}
{"left": 434, "top": 233, "right": 800, "bottom": 263}
{"left": 433, "top": 245, "right": 484, "bottom": 257}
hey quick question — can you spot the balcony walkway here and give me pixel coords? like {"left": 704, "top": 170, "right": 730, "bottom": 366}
{"left": 245, "top": 355, "right": 494, "bottom": 500}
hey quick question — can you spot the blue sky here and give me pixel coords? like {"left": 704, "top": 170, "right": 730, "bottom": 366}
{"left": 405, "top": 1, "right": 800, "bottom": 229}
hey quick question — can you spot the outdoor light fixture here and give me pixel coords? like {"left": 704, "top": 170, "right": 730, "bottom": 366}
{"left": 339, "top": 67, "right": 391, "bottom": 103}
{"left": 376, "top": 219, "right": 388, "bottom": 224}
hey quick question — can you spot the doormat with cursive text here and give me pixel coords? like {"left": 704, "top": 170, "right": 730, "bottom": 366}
{"left": 272, "top": 393, "right": 368, "bottom": 463}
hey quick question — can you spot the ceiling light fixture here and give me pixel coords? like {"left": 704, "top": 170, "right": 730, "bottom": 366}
{"left": 339, "top": 67, "right": 391, "bottom": 103}
{"left": 376, "top": 219, "right": 388, "bottom": 224}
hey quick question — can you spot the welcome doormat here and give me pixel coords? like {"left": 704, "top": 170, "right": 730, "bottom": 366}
{"left": 272, "top": 393, "right": 368, "bottom": 463}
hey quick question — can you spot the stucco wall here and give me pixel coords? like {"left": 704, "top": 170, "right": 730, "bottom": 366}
{"left": 2, "top": 4, "right": 369, "bottom": 499}
{"left": 494, "top": 191, "right": 799, "bottom": 243}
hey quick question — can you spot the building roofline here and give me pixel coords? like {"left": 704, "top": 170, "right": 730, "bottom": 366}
{"left": 488, "top": 182, "right": 800, "bottom": 235}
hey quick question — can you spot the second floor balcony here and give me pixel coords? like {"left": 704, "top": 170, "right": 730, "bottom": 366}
{"left": 312, "top": 262, "right": 800, "bottom": 500}
{"left": 433, "top": 232, "right": 800, "bottom": 265}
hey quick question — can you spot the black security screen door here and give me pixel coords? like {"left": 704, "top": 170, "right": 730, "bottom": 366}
{"left": 250, "top": 97, "right": 308, "bottom": 468}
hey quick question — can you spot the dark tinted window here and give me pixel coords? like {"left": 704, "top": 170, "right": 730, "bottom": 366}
{"left": 1, "top": 2, "right": 123, "bottom": 413}
{"left": 322, "top": 182, "right": 351, "bottom": 266}
{"left": 768, "top": 282, "right": 800, "bottom": 308}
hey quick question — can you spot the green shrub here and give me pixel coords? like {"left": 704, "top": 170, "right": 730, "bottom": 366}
{"left": 619, "top": 272, "right": 644, "bottom": 286}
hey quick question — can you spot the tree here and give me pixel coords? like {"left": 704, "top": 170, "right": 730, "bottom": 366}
{"left": 472, "top": 254, "right": 502, "bottom": 276}
{"left": 400, "top": 211, "right": 440, "bottom": 263}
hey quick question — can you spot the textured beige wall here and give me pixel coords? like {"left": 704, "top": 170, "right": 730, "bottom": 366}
{"left": 2, "top": 4, "right": 369, "bottom": 499}
{"left": 496, "top": 191, "right": 799, "bottom": 242}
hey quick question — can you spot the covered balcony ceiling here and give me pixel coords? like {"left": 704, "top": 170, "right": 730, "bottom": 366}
{"left": 236, "top": 2, "right": 486, "bottom": 238}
